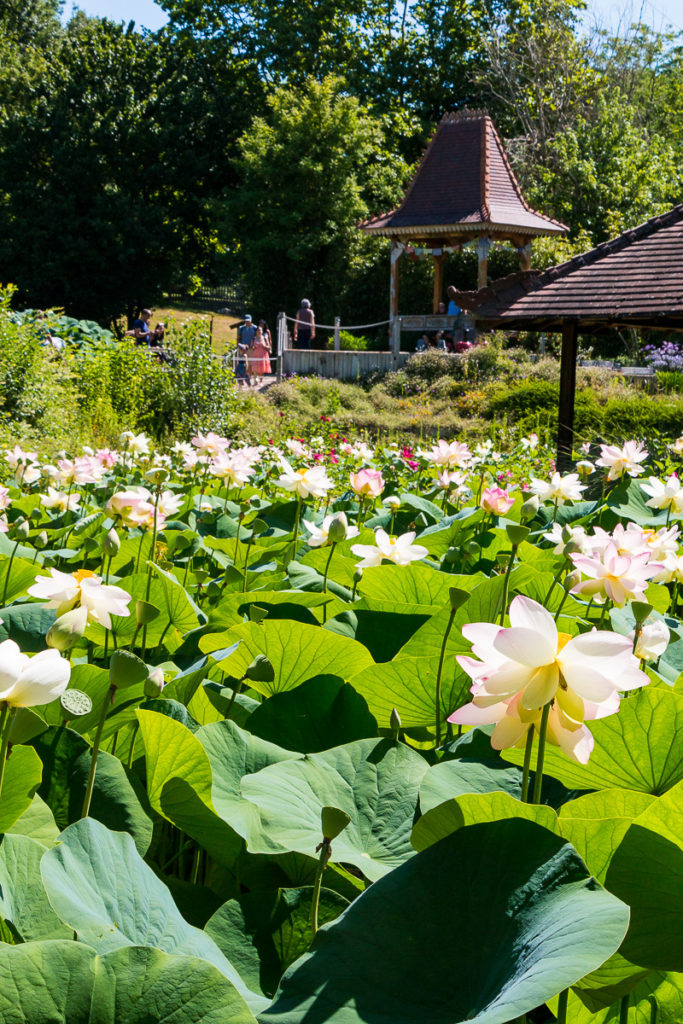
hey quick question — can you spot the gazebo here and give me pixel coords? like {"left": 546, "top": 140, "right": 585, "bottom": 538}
{"left": 361, "top": 110, "right": 567, "bottom": 333}
{"left": 452, "top": 204, "right": 683, "bottom": 466}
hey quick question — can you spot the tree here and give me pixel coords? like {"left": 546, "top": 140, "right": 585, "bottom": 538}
{"left": 228, "top": 77, "right": 409, "bottom": 327}
{"left": 0, "top": 15, "right": 259, "bottom": 325}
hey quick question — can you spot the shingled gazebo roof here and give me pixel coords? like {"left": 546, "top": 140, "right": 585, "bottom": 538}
{"left": 452, "top": 204, "right": 683, "bottom": 330}
{"left": 362, "top": 110, "right": 567, "bottom": 243}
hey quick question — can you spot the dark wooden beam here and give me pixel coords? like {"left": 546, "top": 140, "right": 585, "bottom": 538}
{"left": 557, "top": 320, "right": 578, "bottom": 471}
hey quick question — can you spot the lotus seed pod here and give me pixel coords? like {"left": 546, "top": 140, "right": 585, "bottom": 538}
{"left": 102, "top": 527, "right": 120, "bottom": 557}
{"left": 466, "top": 540, "right": 480, "bottom": 557}
{"left": 632, "top": 601, "right": 653, "bottom": 625}
{"left": 245, "top": 654, "right": 275, "bottom": 683}
{"left": 109, "top": 649, "right": 148, "bottom": 690}
{"left": 135, "top": 599, "right": 160, "bottom": 626}
{"left": 46, "top": 606, "right": 88, "bottom": 652}
{"left": 249, "top": 518, "right": 268, "bottom": 538}
{"left": 60, "top": 689, "right": 93, "bottom": 719}
{"left": 327, "top": 512, "right": 348, "bottom": 544}
{"left": 506, "top": 524, "right": 530, "bottom": 546}
{"left": 449, "top": 587, "right": 469, "bottom": 612}
{"left": 144, "top": 467, "right": 169, "bottom": 485}
{"left": 321, "top": 805, "right": 351, "bottom": 841}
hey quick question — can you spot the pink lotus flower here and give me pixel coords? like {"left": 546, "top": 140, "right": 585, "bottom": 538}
{"left": 0, "top": 486, "right": 9, "bottom": 511}
{"left": 570, "top": 543, "right": 660, "bottom": 606}
{"left": 350, "top": 469, "right": 385, "bottom": 498}
{"left": 191, "top": 431, "right": 229, "bottom": 456}
{"left": 426, "top": 439, "right": 472, "bottom": 468}
{"left": 480, "top": 486, "right": 514, "bottom": 515}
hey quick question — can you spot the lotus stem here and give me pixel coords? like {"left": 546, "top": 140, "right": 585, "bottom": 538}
{"left": 134, "top": 529, "right": 147, "bottom": 575}
{"left": 310, "top": 839, "right": 330, "bottom": 939}
{"left": 499, "top": 545, "right": 517, "bottom": 625}
{"left": 289, "top": 497, "right": 302, "bottom": 564}
{"left": 0, "top": 701, "right": 12, "bottom": 804}
{"left": 619, "top": 994, "right": 629, "bottom": 1024}
{"left": 81, "top": 684, "right": 115, "bottom": 819}
{"left": 1, "top": 538, "right": 20, "bottom": 607}
{"left": 557, "top": 988, "right": 568, "bottom": 1023}
{"left": 532, "top": 701, "right": 552, "bottom": 804}
{"left": 435, "top": 607, "right": 457, "bottom": 748}
{"left": 521, "top": 728, "right": 534, "bottom": 803}
{"left": 649, "top": 996, "right": 658, "bottom": 1024}
{"left": 127, "top": 721, "right": 140, "bottom": 769}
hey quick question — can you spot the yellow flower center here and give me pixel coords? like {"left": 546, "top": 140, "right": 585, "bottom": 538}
{"left": 72, "top": 569, "right": 96, "bottom": 585}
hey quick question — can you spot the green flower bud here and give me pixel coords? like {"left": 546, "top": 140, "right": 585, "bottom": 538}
{"left": 327, "top": 512, "right": 348, "bottom": 544}
{"left": 564, "top": 569, "right": 582, "bottom": 591}
{"left": 390, "top": 707, "right": 401, "bottom": 739}
{"left": 109, "top": 649, "right": 148, "bottom": 690}
{"left": 144, "top": 667, "right": 166, "bottom": 698}
{"left": 46, "top": 606, "right": 88, "bottom": 652}
{"left": 520, "top": 495, "right": 540, "bottom": 521}
{"left": 102, "top": 527, "right": 120, "bottom": 557}
{"left": 34, "top": 531, "right": 48, "bottom": 550}
{"left": 245, "top": 654, "right": 275, "bottom": 683}
{"left": 14, "top": 519, "right": 30, "bottom": 540}
{"left": 353, "top": 568, "right": 363, "bottom": 583}
{"left": 321, "top": 805, "right": 351, "bottom": 841}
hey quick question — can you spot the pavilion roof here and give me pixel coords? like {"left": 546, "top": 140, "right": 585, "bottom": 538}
{"left": 361, "top": 110, "right": 567, "bottom": 243}
{"left": 452, "top": 204, "right": 683, "bottom": 330}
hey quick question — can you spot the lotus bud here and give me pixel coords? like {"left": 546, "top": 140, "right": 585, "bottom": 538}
{"left": 327, "top": 512, "right": 349, "bottom": 544}
{"left": 14, "top": 519, "right": 29, "bottom": 540}
{"left": 442, "top": 547, "right": 458, "bottom": 564}
{"left": 144, "top": 467, "right": 169, "bottom": 485}
{"left": 109, "top": 649, "right": 148, "bottom": 690}
{"left": 102, "top": 527, "right": 120, "bottom": 558}
{"left": 321, "top": 805, "right": 351, "bottom": 841}
{"left": 135, "top": 599, "right": 160, "bottom": 626}
{"left": 353, "top": 568, "right": 363, "bottom": 583}
{"left": 466, "top": 540, "right": 480, "bottom": 557}
{"left": 562, "top": 540, "right": 582, "bottom": 556}
{"left": 46, "top": 606, "right": 88, "bottom": 652}
{"left": 245, "top": 654, "right": 275, "bottom": 683}
{"left": 30, "top": 506, "right": 42, "bottom": 522}
{"left": 34, "top": 530, "right": 48, "bottom": 550}
{"left": 564, "top": 569, "right": 582, "bottom": 592}
{"left": 382, "top": 495, "right": 401, "bottom": 509}
{"left": 144, "top": 666, "right": 166, "bottom": 698}
{"left": 506, "top": 524, "right": 530, "bottom": 546}
{"left": 632, "top": 601, "right": 653, "bottom": 625}
{"left": 561, "top": 524, "right": 574, "bottom": 543}
{"left": 520, "top": 495, "right": 540, "bottom": 521}
{"left": 390, "top": 707, "right": 401, "bottom": 740}
{"left": 59, "top": 689, "right": 93, "bottom": 719}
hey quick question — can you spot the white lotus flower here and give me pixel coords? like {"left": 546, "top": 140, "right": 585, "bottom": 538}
{"left": 209, "top": 450, "right": 255, "bottom": 487}
{"left": 425, "top": 439, "right": 472, "bottom": 468}
{"left": 0, "top": 639, "right": 70, "bottom": 708}
{"left": 0, "top": 486, "right": 10, "bottom": 511}
{"left": 631, "top": 620, "right": 670, "bottom": 662}
{"left": 670, "top": 436, "right": 683, "bottom": 455}
{"left": 641, "top": 475, "right": 683, "bottom": 513}
{"left": 16, "top": 463, "right": 41, "bottom": 486}
{"left": 28, "top": 568, "right": 131, "bottom": 629}
{"left": 40, "top": 487, "right": 81, "bottom": 513}
{"left": 285, "top": 439, "right": 308, "bottom": 458}
{"left": 120, "top": 431, "right": 151, "bottom": 455}
{"left": 304, "top": 513, "right": 359, "bottom": 548}
{"left": 191, "top": 431, "right": 230, "bottom": 456}
{"left": 529, "top": 472, "right": 585, "bottom": 505}
{"left": 4, "top": 446, "right": 38, "bottom": 469}
{"left": 277, "top": 460, "right": 332, "bottom": 499}
{"left": 570, "top": 543, "right": 660, "bottom": 606}
{"left": 543, "top": 522, "right": 587, "bottom": 555}
{"left": 351, "top": 529, "right": 428, "bottom": 567}
{"left": 107, "top": 487, "right": 154, "bottom": 528}
{"left": 596, "top": 441, "right": 648, "bottom": 480}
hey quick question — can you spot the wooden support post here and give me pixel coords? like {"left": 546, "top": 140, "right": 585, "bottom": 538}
{"left": 477, "top": 237, "right": 491, "bottom": 289}
{"left": 557, "top": 321, "right": 578, "bottom": 471}
{"left": 390, "top": 240, "right": 401, "bottom": 322}
{"left": 333, "top": 317, "right": 340, "bottom": 350}
{"left": 517, "top": 242, "right": 532, "bottom": 271}
{"left": 432, "top": 251, "right": 446, "bottom": 312}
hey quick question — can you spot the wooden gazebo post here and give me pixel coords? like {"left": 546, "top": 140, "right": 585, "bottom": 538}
{"left": 557, "top": 321, "right": 578, "bottom": 471}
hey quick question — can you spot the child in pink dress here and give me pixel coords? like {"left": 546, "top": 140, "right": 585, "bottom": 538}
{"left": 249, "top": 326, "right": 271, "bottom": 384}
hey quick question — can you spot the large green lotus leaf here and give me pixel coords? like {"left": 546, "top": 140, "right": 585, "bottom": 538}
{"left": 40, "top": 818, "right": 267, "bottom": 1015}
{"left": 503, "top": 688, "right": 683, "bottom": 794}
{"left": 6, "top": 792, "right": 59, "bottom": 846}
{"left": 348, "top": 655, "right": 471, "bottom": 730}
{"left": 301, "top": 546, "right": 363, "bottom": 587}
{"left": 357, "top": 563, "right": 459, "bottom": 606}
{"left": 0, "top": 603, "right": 56, "bottom": 650}
{"left": 31, "top": 726, "right": 153, "bottom": 855}
{"left": 261, "top": 819, "right": 630, "bottom": 1024}
{"left": 210, "top": 591, "right": 329, "bottom": 629}
{"left": 195, "top": 720, "right": 301, "bottom": 847}
{"left": 324, "top": 601, "right": 434, "bottom": 662}
{"left": 568, "top": 971, "right": 683, "bottom": 1023}
{"left": 417, "top": 512, "right": 484, "bottom": 557}
{"left": 247, "top": 675, "right": 377, "bottom": 753}
{"left": 411, "top": 791, "right": 557, "bottom": 851}
{"left": 199, "top": 620, "right": 374, "bottom": 696}
{"left": 570, "top": 952, "right": 652, "bottom": 1012}
{"left": 604, "top": 782, "right": 683, "bottom": 972}
{"left": 285, "top": 561, "right": 353, "bottom": 602}
{"left": 419, "top": 757, "right": 523, "bottom": 813}
{"left": 0, "top": 941, "right": 258, "bottom": 1024}
{"left": 136, "top": 709, "right": 243, "bottom": 866}
{"left": 0, "top": 554, "right": 42, "bottom": 604}
{"left": 241, "top": 738, "right": 429, "bottom": 881}
{"left": 206, "top": 887, "right": 349, "bottom": 999}
{"left": 0, "top": 834, "right": 71, "bottom": 941}
{"left": 0, "top": 743, "right": 42, "bottom": 832}
{"left": 607, "top": 480, "right": 668, "bottom": 527}
{"left": 557, "top": 789, "right": 657, "bottom": 883}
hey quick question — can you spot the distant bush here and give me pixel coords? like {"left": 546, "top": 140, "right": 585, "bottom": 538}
{"left": 339, "top": 331, "right": 369, "bottom": 350}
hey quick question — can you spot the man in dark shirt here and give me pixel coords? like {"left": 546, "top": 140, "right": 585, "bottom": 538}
{"left": 133, "top": 309, "right": 152, "bottom": 346}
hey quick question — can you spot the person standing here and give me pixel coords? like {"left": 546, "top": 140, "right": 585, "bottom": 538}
{"left": 293, "top": 299, "right": 315, "bottom": 349}
{"left": 250, "top": 324, "right": 272, "bottom": 385}
{"left": 132, "top": 308, "right": 152, "bottom": 346}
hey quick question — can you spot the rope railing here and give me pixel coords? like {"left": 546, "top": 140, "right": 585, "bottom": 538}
{"left": 284, "top": 315, "right": 390, "bottom": 331}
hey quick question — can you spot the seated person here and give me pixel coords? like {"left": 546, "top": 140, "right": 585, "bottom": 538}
{"left": 435, "top": 330, "right": 447, "bottom": 351}
{"left": 415, "top": 333, "right": 430, "bottom": 353}
{"left": 447, "top": 286, "right": 462, "bottom": 316}
{"left": 437, "top": 301, "right": 447, "bottom": 314}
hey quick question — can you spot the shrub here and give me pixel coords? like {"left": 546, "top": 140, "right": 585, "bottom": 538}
{"left": 339, "top": 331, "right": 369, "bottom": 351}
{"left": 486, "top": 380, "right": 559, "bottom": 418}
